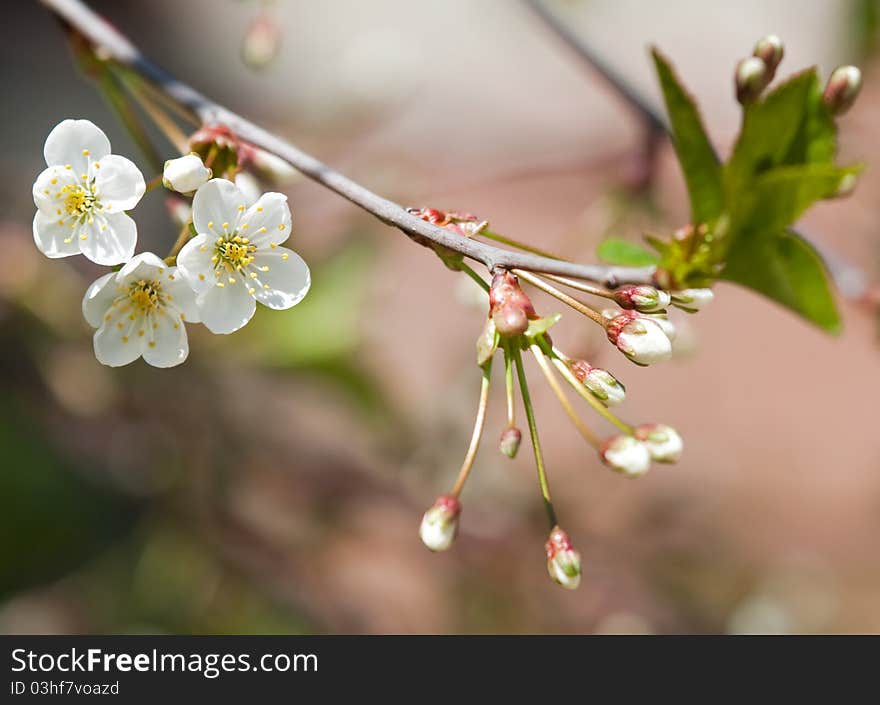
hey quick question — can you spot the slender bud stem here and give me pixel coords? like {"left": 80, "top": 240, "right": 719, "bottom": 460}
{"left": 143, "top": 174, "right": 164, "bottom": 194}
{"left": 116, "top": 71, "right": 190, "bottom": 154}
{"left": 480, "top": 229, "right": 570, "bottom": 262}
{"left": 512, "top": 346, "right": 557, "bottom": 528}
{"left": 503, "top": 340, "right": 516, "bottom": 428}
{"left": 459, "top": 262, "right": 490, "bottom": 293}
{"left": 538, "top": 273, "right": 615, "bottom": 300}
{"left": 513, "top": 269, "right": 606, "bottom": 326}
{"left": 165, "top": 221, "right": 193, "bottom": 262}
{"left": 538, "top": 339, "right": 634, "bottom": 435}
{"left": 450, "top": 360, "right": 493, "bottom": 498}
{"left": 529, "top": 344, "right": 600, "bottom": 448}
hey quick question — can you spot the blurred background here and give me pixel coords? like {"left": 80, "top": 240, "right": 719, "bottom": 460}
{"left": 1, "top": 0, "right": 879, "bottom": 634}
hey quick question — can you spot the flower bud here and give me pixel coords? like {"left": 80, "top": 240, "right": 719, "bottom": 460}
{"left": 606, "top": 311, "right": 672, "bottom": 366}
{"left": 671, "top": 288, "right": 714, "bottom": 313}
{"left": 613, "top": 285, "right": 670, "bottom": 313}
{"left": 499, "top": 427, "right": 522, "bottom": 458}
{"left": 545, "top": 526, "right": 581, "bottom": 590}
{"left": 753, "top": 35, "right": 784, "bottom": 77}
{"left": 736, "top": 56, "right": 770, "bottom": 104}
{"left": 635, "top": 424, "right": 683, "bottom": 463}
{"left": 646, "top": 314, "right": 677, "bottom": 342}
{"left": 242, "top": 15, "right": 281, "bottom": 70}
{"left": 601, "top": 435, "right": 651, "bottom": 477}
{"left": 419, "top": 495, "right": 461, "bottom": 552}
{"left": 189, "top": 125, "right": 241, "bottom": 179}
{"left": 163, "top": 154, "right": 212, "bottom": 195}
{"left": 489, "top": 270, "right": 536, "bottom": 337}
{"left": 476, "top": 317, "right": 498, "bottom": 366}
{"left": 823, "top": 66, "right": 862, "bottom": 115}
{"left": 569, "top": 360, "right": 626, "bottom": 406}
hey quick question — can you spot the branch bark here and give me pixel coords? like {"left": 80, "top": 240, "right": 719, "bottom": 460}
{"left": 39, "top": 0, "right": 654, "bottom": 288}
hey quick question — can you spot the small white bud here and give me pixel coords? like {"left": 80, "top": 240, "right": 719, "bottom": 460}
{"left": 647, "top": 314, "right": 677, "bottom": 342}
{"left": 419, "top": 495, "right": 461, "bottom": 552}
{"left": 569, "top": 360, "right": 626, "bottom": 406}
{"left": 545, "top": 526, "right": 581, "bottom": 590}
{"left": 635, "top": 424, "right": 683, "bottom": 463}
{"left": 613, "top": 285, "right": 671, "bottom": 313}
{"left": 601, "top": 435, "right": 651, "bottom": 477}
{"left": 606, "top": 312, "right": 672, "bottom": 366}
{"left": 823, "top": 66, "right": 862, "bottom": 115}
{"left": 671, "top": 288, "right": 714, "bottom": 313}
{"left": 163, "top": 154, "right": 212, "bottom": 195}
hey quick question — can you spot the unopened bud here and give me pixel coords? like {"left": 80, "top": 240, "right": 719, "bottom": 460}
{"left": 671, "top": 288, "right": 714, "bottom": 313}
{"left": 163, "top": 154, "right": 212, "bottom": 195}
{"left": 499, "top": 427, "right": 522, "bottom": 458}
{"left": 601, "top": 435, "right": 651, "bottom": 477}
{"left": 753, "top": 35, "right": 784, "bottom": 77}
{"left": 613, "top": 284, "right": 670, "bottom": 313}
{"left": 823, "top": 66, "right": 862, "bottom": 115}
{"left": 570, "top": 360, "right": 626, "bottom": 406}
{"left": 242, "top": 15, "right": 281, "bottom": 70}
{"left": 645, "top": 314, "right": 677, "bottom": 342}
{"left": 635, "top": 424, "right": 683, "bottom": 463}
{"left": 606, "top": 311, "right": 672, "bottom": 366}
{"left": 489, "top": 271, "right": 536, "bottom": 337}
{"left": 419, "top": 495, "right": 461, "bottom": 552}
{"left": 834, "top": 172, "right": 859, "bottom": 198}
{"left": 189, "top": 125, "right": 240, "bottom": 179}
{"left": 545, "top": 526, "right": 581, "bottom": 590}
{"left": 736, "top": 56, "right": 770, "bottom": 104}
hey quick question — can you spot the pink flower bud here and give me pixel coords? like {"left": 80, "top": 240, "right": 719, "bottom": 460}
{"left": 605, "top": 311, "right": 672, "bottom": 366}
{"left": 242, "top": 15, "right": 281, "bottom": 70}
{"left": 736, "top": 56, "right": 770, "bottom": 104}
{"left": 499, "top": 427, "right": 522, "bottom": 458}
{"left": 569, "top": 360, "right": 626, "bottom": 406}
{"left": 635, "top": 424, "right": 683, "bottom": 463}
{"left": 419, "top": 495, "right": 461, "bottom": 552}
{"left": 753, "top": 35, "right": 784, "bottom": 76}
{"left": 601, "top": 435, "right": 651, "bottom": 477}
{"left": 489, "top": 271, "right": 536, "bottom": 337}
{"left": 613, "top": 285, "right": 670, "bottom": 313}
{"left": 823, "top": 66, "right": 862, "bottom": 115}
{"left": 545, "top": 526, "right": 581, "bottom": 590}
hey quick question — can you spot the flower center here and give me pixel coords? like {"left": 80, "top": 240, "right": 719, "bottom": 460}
{"left": 214, "top": 235, "right": 256, "bottom": 271}
{"left": 61, "top": 184, "right": 100, "bottom": 218}
{"left": 127, "top": 279, "right": 163, "bottom": 314}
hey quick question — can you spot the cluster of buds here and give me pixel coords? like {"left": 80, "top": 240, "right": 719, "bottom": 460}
{"left": 407, "top": 207, "right": 488, "bottom": 239}
{"left": 488, "top": 269, "right": 538, "bottom": 337}
{"left": 188, "top": 125, "right": 297, "bottom": 184}
{"left": 600, "top": 424, "right": 683, "bottom": 477}
{"left": 735, "top": 35, "right": 862, "bottom": 117}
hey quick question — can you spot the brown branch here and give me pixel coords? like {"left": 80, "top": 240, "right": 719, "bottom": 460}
{"left": 40, "top": 0, "right": 654, "bottom": 288}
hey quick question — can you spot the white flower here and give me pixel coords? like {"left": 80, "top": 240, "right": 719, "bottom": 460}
{"left": 33, "top": 119, "right": 145, "bottom": 265}
{"left": 163, "top": 154, "right": 211, "bottom": 194}
{"left": 671, "top": 288, "right": 714, "bottom": 313}
{"left": 606, "top": 311, "right": 672, "bottom": 366}
{"left": 82, "top": 252, "right": 200, "bottom": 368}
{"left": 601, "top": 435, "right": 651, "bottom": 477}
{"left": 419, "top": 495, "right": 461, "bottom": 552}
{"left": 176, "top": 179, "right": 310, "bottom": 334}
{"left": 635, "top": 424, "right": 683, "bottom": 463}
{"left": 545, "top": 526, "right": 581, "bottom": 590}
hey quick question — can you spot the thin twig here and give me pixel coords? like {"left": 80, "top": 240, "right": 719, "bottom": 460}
{"left": 41, "top": 0, "right": 654, "bottom": 287}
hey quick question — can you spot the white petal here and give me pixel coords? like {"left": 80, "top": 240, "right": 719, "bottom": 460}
{"left": 141, "top": 311, "right": 189, "bottom": 368}
{"left": 176, "top": 234, "right": 215, "bottom": 294}
{"left": 196, "top": 279, "right": 256, "bottom": 334}
{"left": 32, "top": 165, "right": 77, "bottom": 214}
{"left": 241, "top": 192, "right": 292, "bottom": 247}
{"left": 32, "top": 210, "right": 81, "bottom": 259}
{"left": 250, "top": 247, "right": 310, "bottom": 310}
{"left": 44, "top": 119, "right": 111, "bottom": 172}
{"left": 191, "top": 179, "right": 244, "bottom": 236}
{"left": 94, "top": 154, "right": 146, "bottom": 212}
{"left": 93, "top": 316, "right": 142, "bottom": 367}
{"left": 162, "top": 269, "right": 201, "bottom": 323}
{"left": 82, "top": 271, "right": 119, "bottom": 328}
{"left": 117, "top": 251, "right": 167, "bottom": 281}
{"left": 79, "top": 212, "right": 137, "bottom": 266}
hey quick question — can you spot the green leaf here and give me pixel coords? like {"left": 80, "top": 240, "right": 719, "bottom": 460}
{"left": 721, "top": 229, "right": 840, "bottom": 332}
{"left": 597, "top": 238, "right": 660, "bottom": 266}
{"left": 525, "top": 313, "right": 562, "bottom": 339}
{"left": 651, "top": 48, "right": 724, "bottom": 224}
{"left": 725, "top": 70, "right": 820, "bottom": 197}
{"left": 728, "top": 163, "right": 860, "bottom": 245}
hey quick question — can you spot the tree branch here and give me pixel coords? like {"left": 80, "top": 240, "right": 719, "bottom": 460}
{"left": 523, "top": 0, "right": 869, "bottom": 299}
{"left": 39, "top": 0, "right": 654, "bottom": 288}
